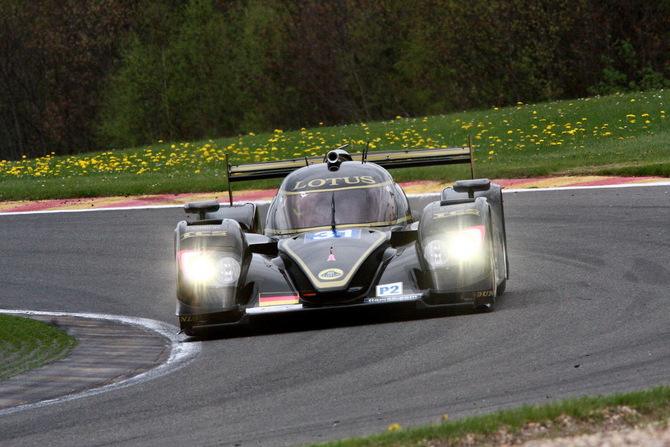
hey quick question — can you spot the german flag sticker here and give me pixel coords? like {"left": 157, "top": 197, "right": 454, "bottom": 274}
{"left": 259, "top": 294, "right": 300, "bottom": 307}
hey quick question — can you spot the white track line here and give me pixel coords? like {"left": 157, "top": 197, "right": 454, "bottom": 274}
{"left": 409, "top": 180, "right": 670, "bottom": 201}
{"left": 500, "top": 180, "right": 670, "bottom": 193}
{"left": 1, "top": 180, "right": 669, "bottom": 216}
{"left": 0, "top": 310, "right": 201, "bottom": 415}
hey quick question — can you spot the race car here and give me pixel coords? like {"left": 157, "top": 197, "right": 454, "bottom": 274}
{"left": 175, "top": 142, "right": 508, "bottom": 336}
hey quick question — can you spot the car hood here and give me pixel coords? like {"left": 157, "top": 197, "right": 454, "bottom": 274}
{"left": 278, "top": 228, "right": 388, "bottom": 293}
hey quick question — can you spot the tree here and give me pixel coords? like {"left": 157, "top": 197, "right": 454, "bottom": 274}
{"left": 0, "top": 0, "right": 134, "bottom": 159}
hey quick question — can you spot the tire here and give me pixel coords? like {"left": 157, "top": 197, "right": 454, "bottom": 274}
{"left": 474, "top": 213, "right": 498, "bottom": 312}
{"left": 496, "top": 278, "right": 507, "bottom": 296}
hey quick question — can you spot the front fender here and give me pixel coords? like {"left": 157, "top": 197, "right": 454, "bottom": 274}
{"left": 417, "top": 196, "right": 495, "bottom": 295}
{"left": 175, "top": 218, "right": 251, "bottom": 315}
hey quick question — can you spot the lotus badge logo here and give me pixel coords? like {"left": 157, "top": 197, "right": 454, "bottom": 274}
{"left": 318, "top": 268, "right": 343, "bottom": 280}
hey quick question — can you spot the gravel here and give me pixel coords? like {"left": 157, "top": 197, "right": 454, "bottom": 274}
{"left": 521, "top": 422, "right": 670, "bottom": 447}
{"left": 419, "top": 407, "right": 670, "bottom": 447}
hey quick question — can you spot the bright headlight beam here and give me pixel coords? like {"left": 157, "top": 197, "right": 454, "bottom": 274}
{"left": 178, "top": 251, "right": 241, "bottom": 285}
{"left": 179, "top": 252, "right": 217, "bottom": 282}
{"left": 423, "top": 226, "right": 485, "bottom": 267}
{"left": 447, "top": 227, "right": 484, "bottom": 260}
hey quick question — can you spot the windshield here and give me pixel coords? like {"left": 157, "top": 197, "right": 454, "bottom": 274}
{"left": 268, "top": 183, "right": 402, "bottom": 234}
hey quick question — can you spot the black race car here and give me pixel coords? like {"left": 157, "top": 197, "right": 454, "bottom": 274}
{"left": 175, "top": 143, "right": 508, "bottom": 336}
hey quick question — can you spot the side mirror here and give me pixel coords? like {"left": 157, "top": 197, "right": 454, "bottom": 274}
{"left": 184, "top": 200, "right": 220, "bottom": 220}
{"left": 452, "top": 178, "right": 491, "bottom": 198}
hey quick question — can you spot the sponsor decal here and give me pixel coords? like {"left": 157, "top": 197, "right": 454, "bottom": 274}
{"left": 317, "top": 268, "right": 344, "bottom": 280}
{"left": 180, "top": 230, "right": 228, "bottom": 240}
{"left": 433, "top": 209, "right": 481, "bottom": 219}
{"left": 376, "top": 282, "right": 403, "bottom": 296}
{"left": 475, "top": 290, "right": 494, "bottom": 298}
{"left": 364, "top": 294, "right": 421, "bottom": 304}
{"left": 292, "top": 176, "right": 377, "bottom": 191}
{"left": 259, "top": 294, "right": 300, "bottom": 307}
{"left": 305, "top": 229, "right": 361, "bottom": 242}
{"left": 247, "top": 304, "right": 303, "bottom": 315}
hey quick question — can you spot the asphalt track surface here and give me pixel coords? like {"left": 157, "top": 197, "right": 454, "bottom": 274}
{"left": 1, "top": 184, "right": 669, "bottom": 446}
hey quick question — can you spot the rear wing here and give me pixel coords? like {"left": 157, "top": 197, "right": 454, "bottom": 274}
{"left": 225, "top": 137, "right": 475, "bottom": 204}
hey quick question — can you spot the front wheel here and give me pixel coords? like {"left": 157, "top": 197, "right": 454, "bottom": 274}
{"left": 496, "top": 278, "right": 507, "bottom": 296}
{"left": 474, "top": 291, "right": 495, "bottom": 312}
{"left": 180, "top": 324, "right": 195, "bottom": 337}
{"left": 475, "top": 220, "right": 498, "bottom": 313}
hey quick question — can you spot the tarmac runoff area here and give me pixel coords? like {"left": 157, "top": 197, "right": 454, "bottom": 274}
{"left": 0, "top": 175, "right": 668, "bottom": 214}
{"left": 0, "top": 175, "right": 668, "bottom": 414}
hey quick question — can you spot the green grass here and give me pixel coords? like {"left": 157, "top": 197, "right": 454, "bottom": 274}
{"left": 0, "top": 314, "right": 78, "bottom": 381}
{"left": 306, "top": 386, "right": 670, "bottom": 447}
{"left": 1, "top": 90, "right": 668, "bottom": 201}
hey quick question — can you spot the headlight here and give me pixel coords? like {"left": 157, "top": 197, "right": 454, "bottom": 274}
{"left": 424, "top": 239, "right": 448, "bottom": 267}
{"left": 423, "top": 226, "right": 485, "bottom": 267}
{"left": 178, "top": 251, "right": 241, "bottom": 286}
{"left": 216, "top": 257, "right": 242, "bottom": 283}
{"left": 447, "top": 227, "right": 484, "bottom": 260}
{"left": 182, "top": 253, "right": 218, "bottom": 282}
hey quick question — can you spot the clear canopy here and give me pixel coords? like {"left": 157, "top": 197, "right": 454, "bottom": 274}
{"left": 267, "top": 182, "right": 409, "bottom": 234}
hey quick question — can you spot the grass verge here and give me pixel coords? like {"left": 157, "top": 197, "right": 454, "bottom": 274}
{"left": 0, "top": 314, "right": 78, "bottom": 382}
{"left": 0, "top": 90, "right": 668, "bottom": 201}
{"left": 308, "top": 386, "right": 670, "bottom": 447}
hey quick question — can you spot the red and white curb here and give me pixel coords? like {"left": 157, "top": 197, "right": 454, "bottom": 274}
{"left": 0, "top": 176, "right": 668, "bottom": 215}
{"left": 0, "top": 310, "right": 201, "bottom": 415}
